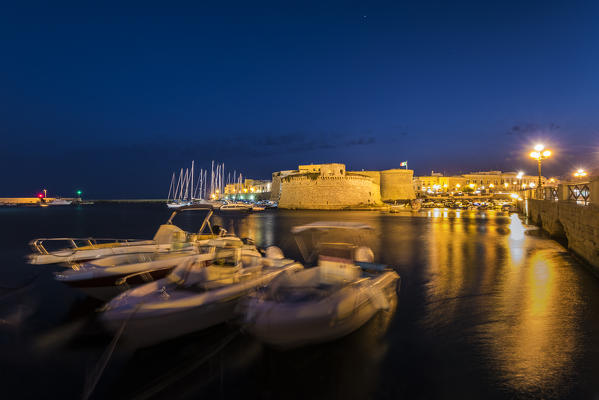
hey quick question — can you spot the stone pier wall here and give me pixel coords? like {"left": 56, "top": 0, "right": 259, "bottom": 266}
{"left": 0, "top": 197, "right": 55, "bottom": 204}
{"left": 524, "top": 199, "right": 599, "bottom": 273}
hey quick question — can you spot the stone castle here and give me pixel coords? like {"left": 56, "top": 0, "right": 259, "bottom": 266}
{"left": 271, "top": 163, "right": 415, "bottom": 209}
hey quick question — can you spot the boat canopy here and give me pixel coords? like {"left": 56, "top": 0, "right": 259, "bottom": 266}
{"left": 166, "top": 204, "right": 216, "bottom": 236}
{"left": 166, "top": 204, "right": 214, "bottom": 224}
{"left": 291, "top": 221, "right": 373, "bottom": 234}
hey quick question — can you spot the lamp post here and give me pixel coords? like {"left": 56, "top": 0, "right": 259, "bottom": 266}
{"left": 529, "top": 144, "right": 552, "bottom": 188}
{"left": 573, "top": 169, "right": 587, "bottom": 179}
{"left": 516, "top": 171, "right": 523, "bottom": 191}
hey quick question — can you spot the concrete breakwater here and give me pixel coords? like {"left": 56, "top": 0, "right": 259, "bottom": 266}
{"left": 523, "top": 199, "right": 599, "bottom": 274}
{"left": 0, "top": 197, "right": 55, "bottom": 204}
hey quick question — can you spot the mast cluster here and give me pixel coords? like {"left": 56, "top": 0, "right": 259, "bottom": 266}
{"left": 167, "top": 161, "right": 243, "bottom": 202}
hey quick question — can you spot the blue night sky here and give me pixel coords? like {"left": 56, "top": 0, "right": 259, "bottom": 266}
{"left": 1, "top": 1, "right": 598, "bottom": 198}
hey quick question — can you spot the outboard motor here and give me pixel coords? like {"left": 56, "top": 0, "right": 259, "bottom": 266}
{"left": 354, "top": 246, "right": 374, "bottom": 263}
{"left": 265, "top": 246, "right": 284, "bottom": 260}
{"left": 212, "top": 225, "right": 226, "bottom": 236}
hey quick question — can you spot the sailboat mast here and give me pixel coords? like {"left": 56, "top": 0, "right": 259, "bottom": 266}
{"left": 191, "top": 161, "right": 194, "bottom": 201}
{"left": 210, "top": 160, "right": 214, "bottom": 197}
{"left": 175, "top": 169, "right": 182, "bottom": 201}
{"left": 167, "top": 172, "right": 174, "bottom": 202}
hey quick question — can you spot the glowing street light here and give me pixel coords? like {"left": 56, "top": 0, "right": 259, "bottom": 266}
{"left": 573, "top": 169, "right": 587, "bottom": 179}
{"left": 529, "top": 144, "right": 552, "bottom": 188}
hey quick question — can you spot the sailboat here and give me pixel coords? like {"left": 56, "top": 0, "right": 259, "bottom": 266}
{"left": 167, "top": 166, "right": 192, "bottom": 209}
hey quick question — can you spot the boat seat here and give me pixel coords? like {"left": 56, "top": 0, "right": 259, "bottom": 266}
{"left": 318, "top": 256, "right": 360, "bottom": 284}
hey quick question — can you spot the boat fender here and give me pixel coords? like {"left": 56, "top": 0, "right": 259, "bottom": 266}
{"left": 355, "top": 246, "right": 374, "bottom": 263}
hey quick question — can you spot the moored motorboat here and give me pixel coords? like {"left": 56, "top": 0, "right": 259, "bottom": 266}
{"left": 219, "top": 202, "right": 252, "bottom": 213}
{"left": 166, "top": 200, "right": 192, "bottom": 209}
{"left": 388, "top": 203, "right": 407, "bottom": 213}
{"left": 46, "top": 198, "right": 72, "bottom": 206}
{"left": 100, "top": 245, "right": 302, "bottom": 348}
{"left": 54, "top": 249, "right": 200, "bottom": 300}
{"left": 28, "top": 204, "right": 219, "bottom": 266}
{"left": 241, "top": 222, "right": 400, "bottom": 348}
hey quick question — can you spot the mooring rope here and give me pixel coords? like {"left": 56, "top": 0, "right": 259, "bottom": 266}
{"left": 82, "top": 303, "right": 141, "bottom": 400}
{"left": 130, "top": 329, "right": 240, "bottom": 400}
{"left": 0, "top": 273, "right": 41, "bottom": 300}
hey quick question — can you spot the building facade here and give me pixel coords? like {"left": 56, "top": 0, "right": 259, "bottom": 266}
{"left": 414, "top": 170, "right": 546, "bottom": 194}
{"left": 224, "top": 179, "right": 271, "bottom": 200}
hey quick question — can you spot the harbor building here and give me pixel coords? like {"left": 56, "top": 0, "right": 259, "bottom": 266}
{"left": 272, "top": 163, "right": 416, "bottom": 209}
{"left": 414, "top": 170, "right": 548, "bottom": 194}
{"left": 224, "top": 179, "right": 271, "bottom": 200}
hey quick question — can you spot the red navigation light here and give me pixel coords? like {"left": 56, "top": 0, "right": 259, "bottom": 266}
{"left": 37, "top": 193, "right": 44, "bottom": 198}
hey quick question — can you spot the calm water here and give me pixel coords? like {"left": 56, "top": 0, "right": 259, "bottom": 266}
{"left": 1, "top": 204, "right": 599, "bottom": 399}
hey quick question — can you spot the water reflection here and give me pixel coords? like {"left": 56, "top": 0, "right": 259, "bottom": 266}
{"left": 483, "top": 249, "right": 582, "bottom": 395}
{"left": 1, "top": 205, "right": 597, "bottom": 399}
{"left": 421, "top": 210, "right": 584, "bottom": 396}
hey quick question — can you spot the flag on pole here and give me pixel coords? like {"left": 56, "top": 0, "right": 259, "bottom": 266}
{"left": 400, "top": 161, "right": 408, "bottom": 168}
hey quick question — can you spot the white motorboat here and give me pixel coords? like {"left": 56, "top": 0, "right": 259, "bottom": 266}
{"left": 219, "top": 203, "right": 252, "bottom": 213}
{"left": 166, "top": 201, "right": 192, "bottom": 209}
{"left": 47, "top": 198, "right": 72, "bottom": 206}
{"left": 242, "top": 222, "right": 400, "bottom": 348}
{"left": 388, "top": 203, "right": 408, "bottom": 213}
{"left": 28, "top": 204, "right": 219, "bottom": 266}
{"left": 251, "top": 205, "right": 265, "bottom": 212}
{"left": 55, "top": 250, "right": 198, "bottom": 300}
{"left": 100, "top": 245, "right": 302, "bottom": 348}
{"left": 55, "top": 234, "right": 260, "bottom": 300}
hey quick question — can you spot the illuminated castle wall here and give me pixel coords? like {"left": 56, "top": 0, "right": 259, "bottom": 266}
{"left": 273, "top": 163, "right": 415, "bottom": 209}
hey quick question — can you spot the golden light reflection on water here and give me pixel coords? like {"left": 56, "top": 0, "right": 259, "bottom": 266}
{"left": 422, "top": 211, "right": 582, "bottom": 394}
{"left": 485, "top": 249, "right": 581, "bottom": 393}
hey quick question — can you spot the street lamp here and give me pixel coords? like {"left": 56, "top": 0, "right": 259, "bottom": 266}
{"left": 529, "top": 144, "right": 551, "bottom": 188}
{"left": 573, "top": 169, "right": 587, "bottom": 179}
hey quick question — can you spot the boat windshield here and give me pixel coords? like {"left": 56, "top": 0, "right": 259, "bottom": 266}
{"left": 317, "top": 243, "right": 355, "bottom": 261}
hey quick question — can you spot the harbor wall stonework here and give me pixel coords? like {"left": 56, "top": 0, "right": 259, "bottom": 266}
{"left": 279, "top": 175, "right": 381, "bottom": 209}
{"left": 359, "top": 169, "right": 416, "bottom": 201}
{"left": 525, "top": 199, "right": 599, "bottom": 273}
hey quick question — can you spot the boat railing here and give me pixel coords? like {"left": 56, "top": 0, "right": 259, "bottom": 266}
{"left": 29, "top": 237, "right": 149, "bottom": 255}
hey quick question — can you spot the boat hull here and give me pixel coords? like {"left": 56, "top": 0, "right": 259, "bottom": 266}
{"left": 59, "top": 267, "right": 175, "bottom": 301}
{"left": 102, "top": 297, "right": 239, "bottom": 348}
{"left": 244, "top": 271, "right": 399, "bottom": 348}
{"left": 101, "top": 263, "right": 303, "bottom": 347}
